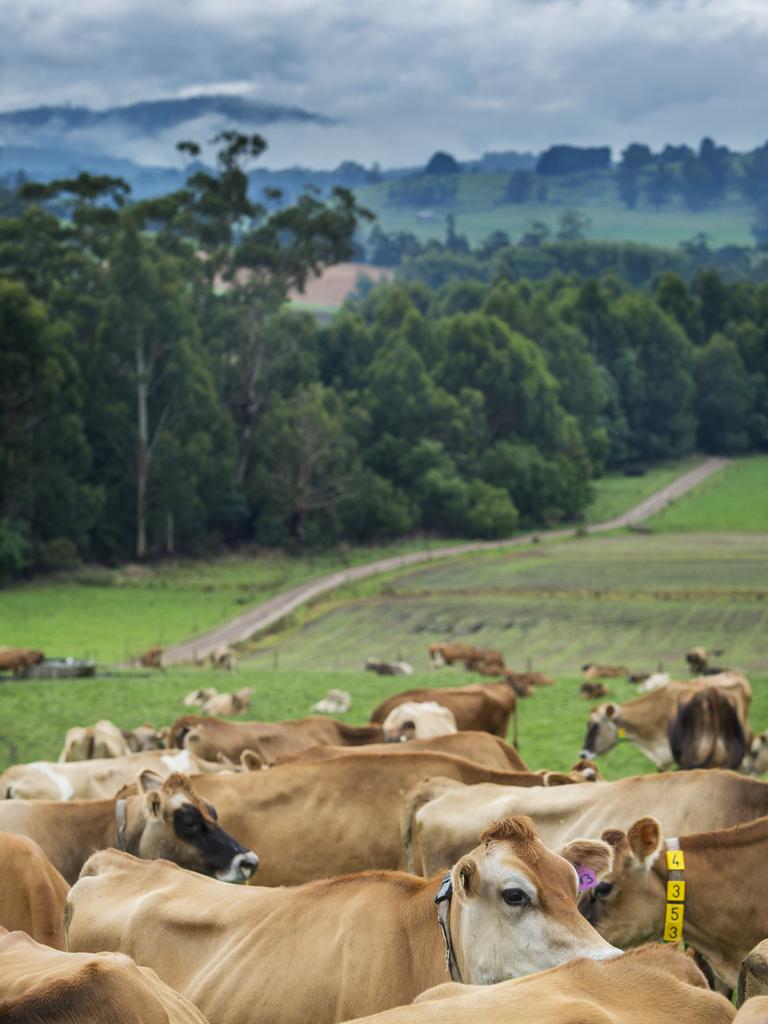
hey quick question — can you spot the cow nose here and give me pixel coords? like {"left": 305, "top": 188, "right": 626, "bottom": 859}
{"left": 580, "top": 749, "right": 593, "bottom": 759}
{"left": 235, "top": 851, "right": 260, "bottom": 880}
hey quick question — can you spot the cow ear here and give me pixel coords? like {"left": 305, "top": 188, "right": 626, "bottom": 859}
{"left": 456, "top": 856, "right": 477, "bottom": 895}
{"left": 627, "top": 817, "right": 662, "bottom": 867}
{"left": 137, "top": 769, "right": 165, "bottom": 793}
{"left": 604, "top": 703, "right": 618, "bottom": 719}
{"left": 240, "top": 750, "right": 263, "bottom": 772}
{"left": 559, "top": 838, "right": 614, "bottom": 883}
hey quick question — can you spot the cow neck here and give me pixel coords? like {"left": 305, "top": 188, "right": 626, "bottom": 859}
{"left": 48, "top": 799, "right": 128, "bottom": 884}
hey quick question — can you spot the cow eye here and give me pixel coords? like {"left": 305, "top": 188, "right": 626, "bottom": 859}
{"left": 502, "top": 888, "right": 529, "bottom": 907}
{"left": 595, "top": 882, "right": 613, "bottom": 898}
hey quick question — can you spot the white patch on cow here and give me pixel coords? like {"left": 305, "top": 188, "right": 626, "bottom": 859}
{"left": 161, "top": 751, "right": 192, "bottom": 773}
{"left": 30, "top": 762, "right": 74, "bottom": 800}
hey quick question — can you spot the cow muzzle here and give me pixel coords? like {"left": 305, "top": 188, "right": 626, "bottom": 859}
{"left": 216, "top": 851, "right": 260, "bottom": 884}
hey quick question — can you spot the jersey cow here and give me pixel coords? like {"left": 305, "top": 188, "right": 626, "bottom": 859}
{"left": 405, "top": 768, "right": 768, "bottom": 877}
{"left": 0, "top": 647, "right": 44, "bottom": 676}
{"left": 580, "top": 672, "right": 752, "bottom": 770}
{"left": 65, "top": 818, "right": 618, "bottom": 1024}
{"left": 0, "top": 928, "right": 208, "bottom": 1024}
{"left": 381, "top": 702, "right": 457, "bottom": 741}
{"left": 579, "top": 813, "right": 768, "bottom": 988}
{"left": 0, "top": 834, "right": 69, "bottom": 949}
{"left": 0, "top": 770, "right": 258, "bottom": 885}
{"left": 370, "top": 682, "right": 517, "bottom": 739}
{"left": 341, "top": 944, "right": 735, "bottom": 1024}
{"left": 59, "top": 720, "right": 131, "bottom": 762}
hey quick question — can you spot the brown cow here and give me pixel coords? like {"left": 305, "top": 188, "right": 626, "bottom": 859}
{"left": 370, "top": 682, "right": 517, "bottom": 738}
{"left": 0, "top": 927, "right": 208, "bottom": 1024}
{"left": 342, "top": 944, "right": 735, "bottom": 1024}
{"left": 164, "top": 751, "right": 584, "bottom": 885}
{"left": 122, "top": 723, "right": 165, "bottom": 751}
{"left": 0, "top": 834, "right": 69, "bottom": 949}
{"left": 168, "top": 714, "right": 385, "bottom": 762}
{"left": 65, "top": 819, "right": 619, "bottom": 1024}
{"left": 139, "top": 645, "right": 164, "bottom": 669}
{"left": 582, "top": 663, "right": 629, "bottom": 680}
{"left": 0, "top": 647, "right": 45, "bottom": 676}
{"left": 429, "top": 643, "right": 502, "bottom": 668}
{"left": 668, "top": 686, "right": 747, "bottom": 769}
{"left": 0, "top": 770, "right": 258, "bottom": 885}
{"left": 581, "top": 681, "right": 610, "bottom": 699}
{"left": 59, "top": 720, "right": 132, "bottom": 761}
{"left": 739, "top": 939, "right": 768, "bottom": 1005}
{"left": 579, "top": 813, "right": 768, "bottom": 988}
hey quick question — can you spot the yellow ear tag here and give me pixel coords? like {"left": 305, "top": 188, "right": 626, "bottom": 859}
{"left": 617, "top": 727, "right": 626, "bottom": 738}
{"left": 666, "top": 850, "right": 685, "bottom": 870}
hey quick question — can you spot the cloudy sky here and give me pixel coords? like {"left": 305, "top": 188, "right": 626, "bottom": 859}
{"left": 3, "top": 0, "right": 768, "bottom": 168}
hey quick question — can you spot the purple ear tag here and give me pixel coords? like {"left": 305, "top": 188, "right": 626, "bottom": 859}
{"left": 577, "top": 865, "right": 597, "bottom": 892}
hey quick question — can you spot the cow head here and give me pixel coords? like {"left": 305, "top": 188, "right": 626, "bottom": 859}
{"left": 577, "top": 816, "right": 665, "bottom": 948}
{"left": 125, "top": 770, "right": 259, "bottom": 883}
{"left": 446, "top": 816, "right": 620, "bottom": 983}
{"left": 742, "top": 730, "right": 768, "bottom": 775}
{"left": 580, "top": 703, "right": 622, "bottom": 759}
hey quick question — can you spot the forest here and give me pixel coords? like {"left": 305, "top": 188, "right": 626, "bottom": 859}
{"left": 1, "top": 134, "right": 767, "bottom": 580}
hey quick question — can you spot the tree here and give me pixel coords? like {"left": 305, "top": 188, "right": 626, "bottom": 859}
{"left": 503, "top": 170, "right": 534, "bottom": 204}
{"left": 556, "top": 209, "right": 591, "bottom": 242}
{"left": 695, "top": 334, "right": 751, "bottom": 452}
{"left": 616, "top": 144, "right": 653, "bottom": 209}
{"left": 424, "top": 152, "right": 461, "bottom": 175}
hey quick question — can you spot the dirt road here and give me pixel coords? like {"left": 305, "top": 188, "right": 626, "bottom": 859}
{"left": 163, "top": 456, "right": 728, "bottom": 665}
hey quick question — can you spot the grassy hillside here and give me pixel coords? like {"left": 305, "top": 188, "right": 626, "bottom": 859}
{"left": 649, "top": 456, "right": 768, "bottom": 532}
{"left": 583, "top": 456, "right": 704, "bottom": 525}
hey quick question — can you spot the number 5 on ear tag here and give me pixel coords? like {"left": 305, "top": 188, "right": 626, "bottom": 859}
{"left": 664, "top": 903, "right": 684, "bottom": 942}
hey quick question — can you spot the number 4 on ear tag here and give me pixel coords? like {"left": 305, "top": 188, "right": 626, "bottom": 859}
{"left": 666, "top": 850, "right": 685, "bottom": 870}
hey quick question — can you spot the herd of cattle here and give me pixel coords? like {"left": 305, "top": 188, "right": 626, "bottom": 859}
{"left": 2, "top": 645, "right": 768, "bottom": 1022}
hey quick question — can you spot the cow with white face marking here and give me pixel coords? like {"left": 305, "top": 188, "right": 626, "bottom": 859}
{"left": 0, "top": 770, "right": 258, "bottom": 885}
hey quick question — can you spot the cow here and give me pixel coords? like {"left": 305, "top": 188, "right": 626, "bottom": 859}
{"left": 266, "top": 731, "right": 528, "bottom": 771}
{"left": 668, "top": 686, "right": 747, "bottom": 769}
{"left": 581, "top": 681, "right": 610, "bottom": 699}
{"left": 580, "top": 671, "right": 752, "bottom": 770}
{"left": 581, "top": 664, "right": 629, "bottom": 681}
{"left": 59, "top": 720, "right": 132, "bottom": 761}
{"left": 429, "top": 643, "right": 502, "bottom": 669}
{"left": 404, "top": 768, "right": 768, "bottom": 877}
{"left": 201, "top": 688, "right": 252, "bottom": 716}
{"left": 508, "top": 670, "right": 556, "bottom": 687}
{"left": 686, "top": 646, "right": 710, "bottom": 674}
{"left": 0, "top": 647, "right": 45, "bottom": 676}
{"left": 381, "top": 702, "right": 457, "bottom": 741}
{"left": 139, "top": 645, "right": 164, "bottom": 669}
{"left": 168, "top": 714, "right": 386, "bottom": 763}
{"left": 311, "top": 689, "right": 352, "bottom": 714}
{"left": 341, "top": 944, "right": 735, "bottom": 1024}
{"left": 210, "top": 645, "right": 238, "bottom": 671}
{"left": 158, "top": 751, "right": 587, "bottom": 886}
{"left": 365, "top": 658, "right": 414, "bottom": 676}
{"left": 122, "top": 723, "right": 165, "bottom": 751}
{"left": 739, "top": 939, "right": 768, "bottom": 1005}
{"left": 65, "top": 818, "right": 619, "bottom": 1024}
{"left": 579, "top": 813, "right": 768, "bottom": 989}
{"left": 184, "top": 686, "right": 218, "bottom": 708}
{"left": 735, "top": 998, "right": 768, "bottom": 1024}
{"left": 1, "top": 748, "right": 232, "bottom": 801}
{"left": 0, "top": 834, "right": 69, "bottom": 949}
{"left": 464, "top": 656, "right": 507, "bottom": 676}
{"left": 0, "top": 927, "right": 208, "bottom": 1024}
{"left": 0, "top": 770, "right": 259, "bottom": 885}
{"left": 370, "top": 681, "right": 517, "bottom": 738}
{"left": 742, "top": 730, "right": 768, "bottom": 775}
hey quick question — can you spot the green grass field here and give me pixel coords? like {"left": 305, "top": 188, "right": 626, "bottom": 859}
{"left": 583, "top": 457, "right": 703, "bottom": 525}
{"left": 649, "top": 456, "right": 768, "bottom": 532}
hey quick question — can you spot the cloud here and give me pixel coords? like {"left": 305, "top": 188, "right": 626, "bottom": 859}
{"left": 1, "top": 0, "right": 768, "bottom": 167}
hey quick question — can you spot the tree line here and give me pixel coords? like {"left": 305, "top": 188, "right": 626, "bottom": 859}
{"left": 1, "top": 136, "right": 767, "bottom": 580}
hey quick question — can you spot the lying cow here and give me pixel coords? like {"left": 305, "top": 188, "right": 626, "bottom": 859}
{"left": 343, "top": 944, "right": 735, "bottom": 1024}
{"left": 184, "top": 686, "right": 218, "bottom": 708}
{"left": 59, "top": 719, "right": 131, "bottom": 761}
{"left": 580, "top": 671, "right": 752, "bottom": 770}
{"left": 581, "top": 681, "right": 609, "bottom": 699}
{"left": 581, "top": 663, "right": 628, "bottom": 681}
{"left": 163, "top": 750, "right": 586, "bottom": 886}
{"left": 0, "top": 927, "right": 208, "bottom": 1024}
{"left": 0, "top": 769, "right": 258, "bottom": 885}
{"left": 381, "top": 701, "right": 457, "bottom": 741}
{"left": 201, "top": 688, "right": 252, "bottom": 716}
{"left": 580, "top": 813, "right": 768, "bottom": 988}
{"left": 370, "top": 681, "right": 517, "bottom": 738}
{"left": 65, "top": 818, "right": 619, "bottom": 1024}
{"left": 0, "top": 646, "right": 45, "bottom": 676}
{"left": 429, "top": 643, "right": 502, "bottom": 669}
{"left": 168, "top": 714, "right": 386, "bottom": 763}
{"left": 365, "top": 658, "right": 413, "bottom": 676}
{"left": 210, "top": 645, "right": 238, "bottom": 671}
{"left": 0, "top": 834, "right": 69, "bottom": 949}
{"left": 311, "top": 689, "right": 352, "bottom": 715}
{"left": 669, "top": 685, "right": 747, "bottom": 770}
{"left": 1, "top": 748, "right": 231, "bottom": 801}
{"left": 404, "top": 767, "right": 768, "bottom": 877}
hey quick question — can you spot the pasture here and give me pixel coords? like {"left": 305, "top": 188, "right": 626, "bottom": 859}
{"left": 582, "top": 456, "right": 703, "bottom": 524}
{"left": 649, "top": 455, "right": 768, "bottom": 532}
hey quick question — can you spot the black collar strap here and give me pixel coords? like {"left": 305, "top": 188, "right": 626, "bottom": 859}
{"left": 115, "top": 799, "right": 128, "bottom": 852}
{"left": 434, "top": 873, "right": 463, "bottom": 983}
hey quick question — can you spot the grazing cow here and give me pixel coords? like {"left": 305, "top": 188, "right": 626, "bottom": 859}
{"left": 342, "top": 944, "right": 735, "bottom": 1024}
{"left": 161, "top": 751, "right": 585, "bottom": 885}
{"left": 579, "top": 814, "right": 768, "bottom": 988}
{"left": 168, "top": 714, "right": 385, "bottom": 763}
{"left": 59, "top": 720, "right": 132, "bottom": 762}
{"left": 668, "top": 686, "right": 747, "bottom": 770}
{"left": 0, "top": 928, "right": 208, "bottom": 1024}
{"left": 429, "top": 643, "right": 502, "bottom": 669}
{"left": 65, "top": 818, "right": 619, "bottom": 1024}
{"left": 581, "top": 663, "right": 629, "bottom": 681}
{"left": 739, "top": 940, "right": 768, "bottom": 1005}
{"left": 311, "top": 689, "right": 352, "bottom": 715}
{"left": 0, "top": 647, "right": 45, "bottom": 676}
{"left": 201, "top": 688, "right": 252, "bottom": 716}
{"left": 581, "top": 681, "right": 609, "bottom": 699}
{"left": 404, "top": 768, "right": 768, "bottom": 877}
{"left": 0, "top": 834, "right": 69, "bottom": 949}
{"left": 381, "top": 702, "right": 457, "bottom": 741}
{"left": 1, "top": 748, "right": 231, "bottom": 801}
{"left": 365, "top": 658, "right": 414, "bottom": 676}
{"left": 370, "top": 681, "right": 517, "bottom": 738}
{"left": 580, "top": 671, "right": 752, "bottom": 770}
{"left": 139, "top": 645, "right": 164, "bottom": 669}
{"left": 0, "top": 770, "right": 258, "bottom": 885}
{"left": 267, "top": 731, "right": 528, "bottom": 771}
{"left": 210, "top": 645, "right": 238, "bottom": 671}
